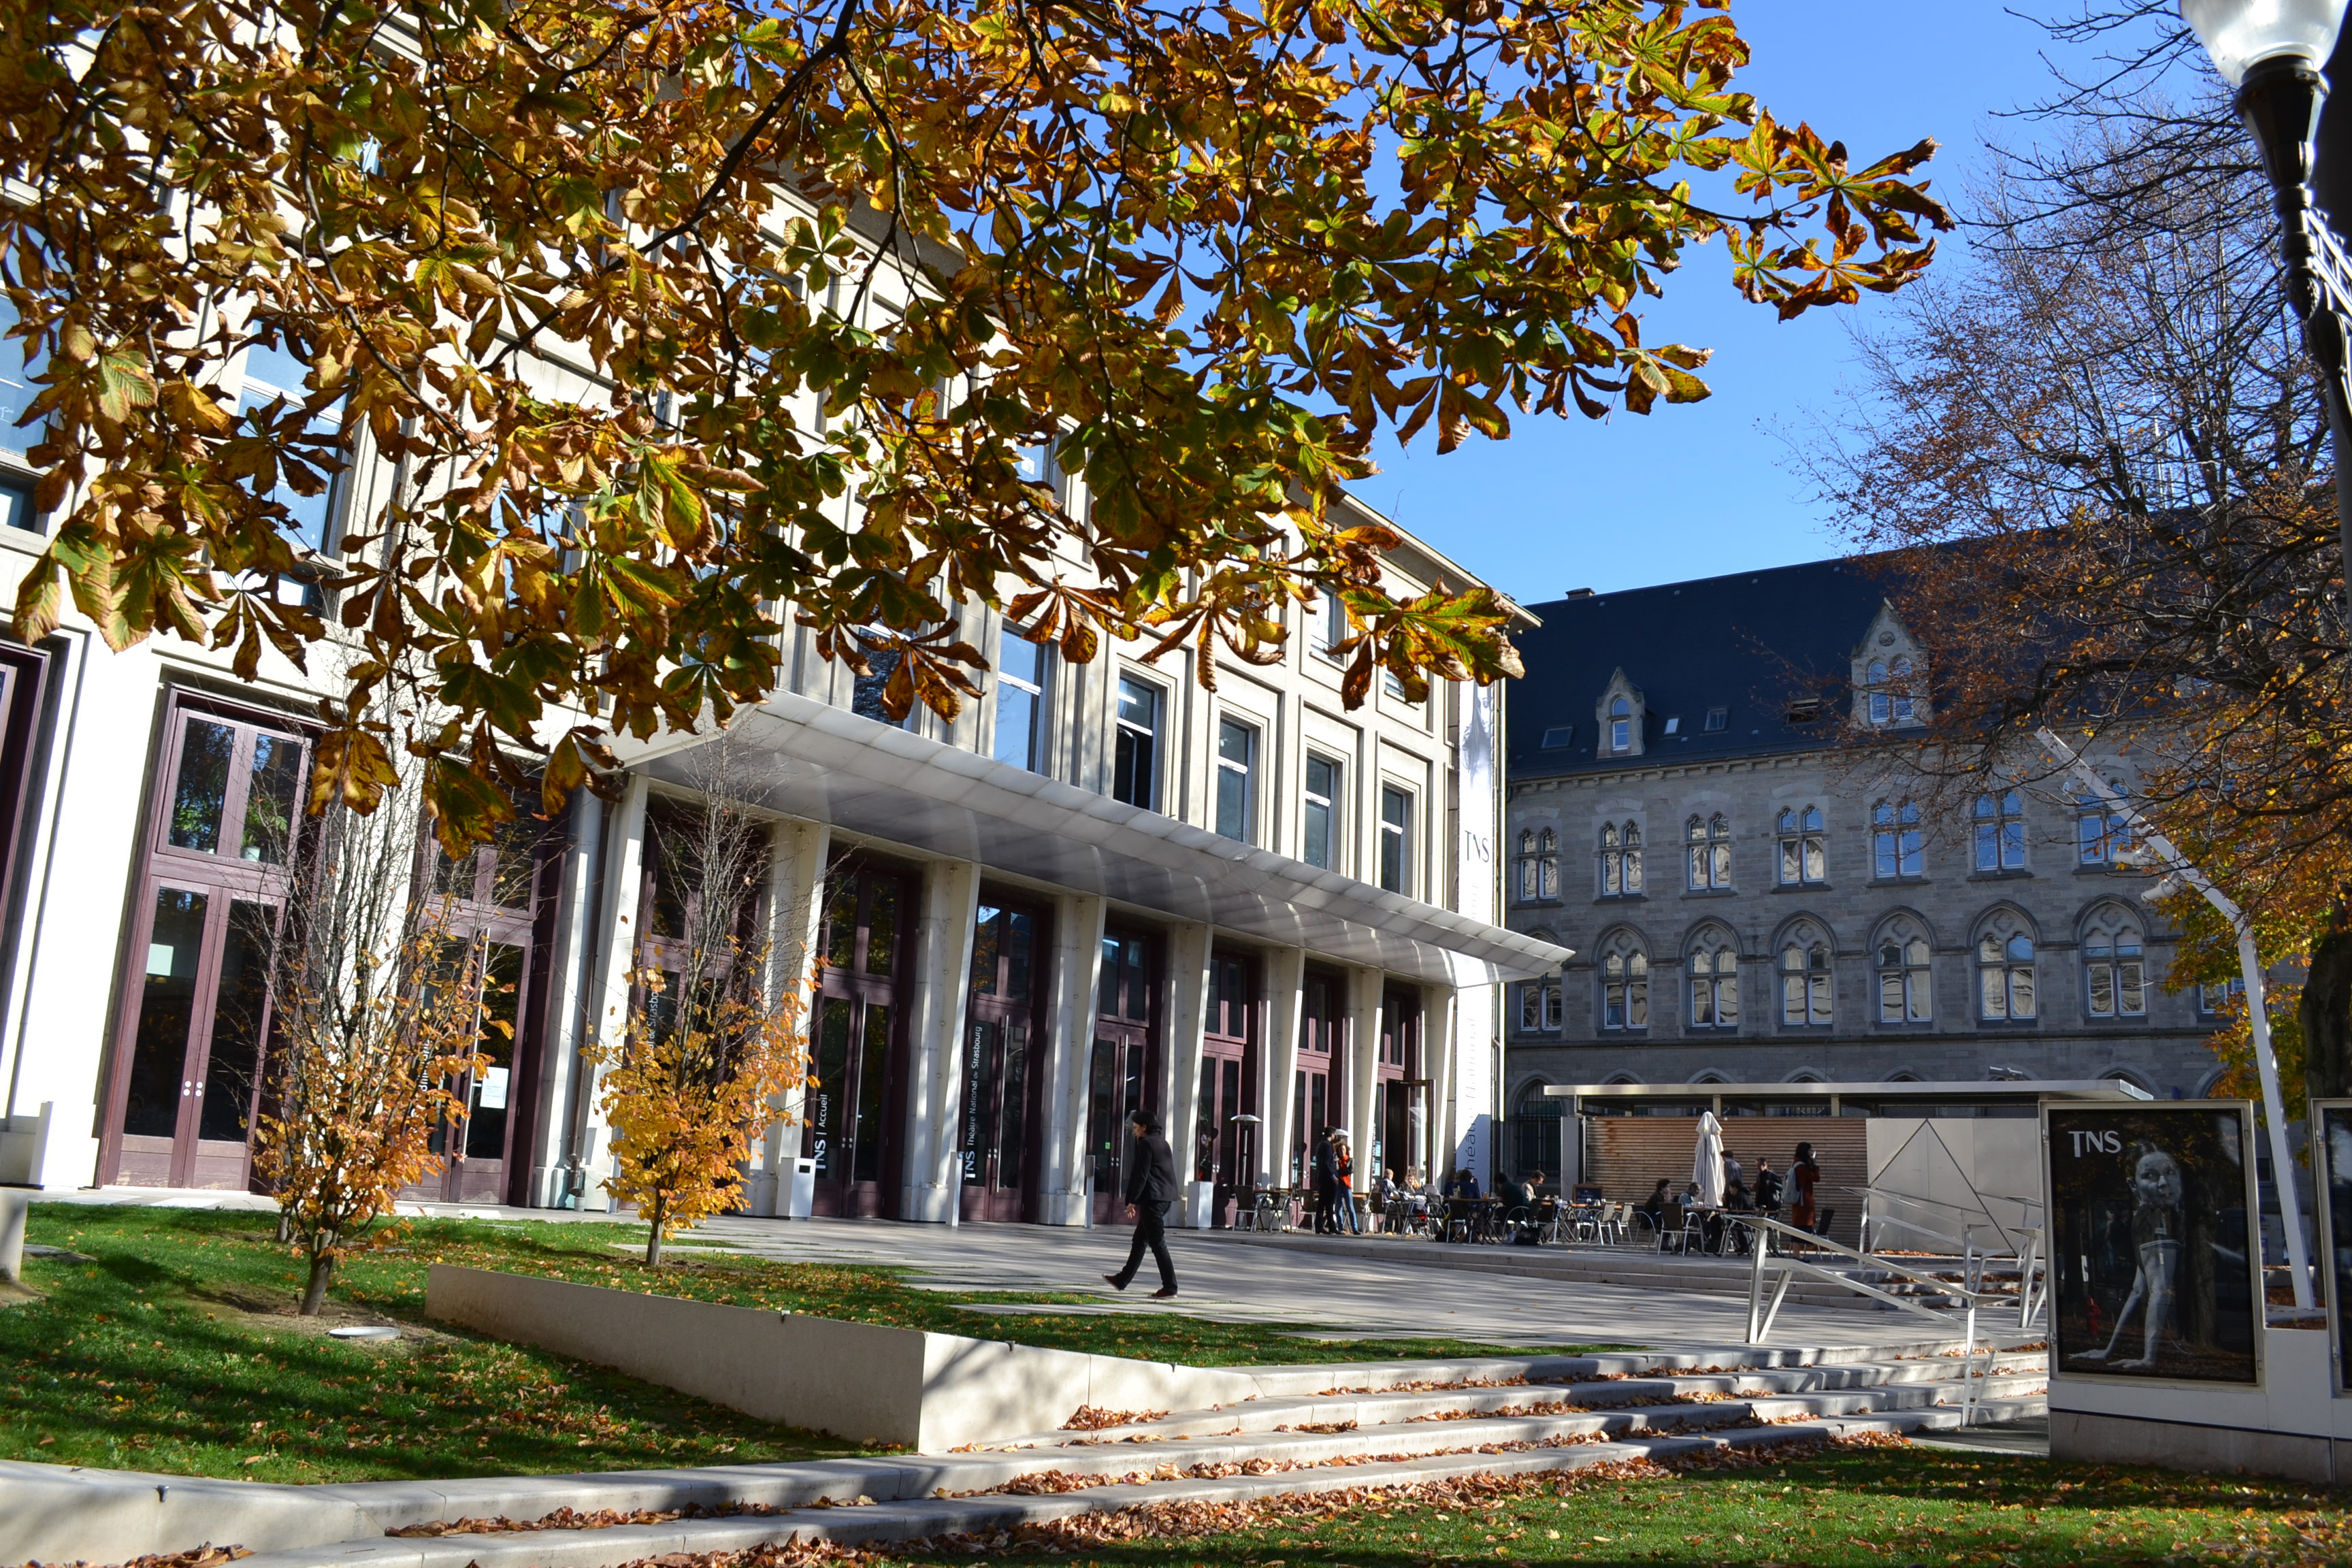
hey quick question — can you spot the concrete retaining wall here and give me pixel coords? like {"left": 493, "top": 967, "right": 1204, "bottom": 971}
{"left": 2048, "top": 1325, "right": 2352, "bottom": 1484}
{"left": 425, "top": 1265, "right": 1264, "bottom": 1450}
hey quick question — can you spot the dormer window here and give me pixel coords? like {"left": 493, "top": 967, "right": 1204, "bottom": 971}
{"left": 1608, "top": 696, "right": 1631, "bottom": 751}
{"left": 1595, "top": 671, "right": 1644, "bottom": 757}
{"left": 1866, "top": 657, "right": 1917, "bottom": 725}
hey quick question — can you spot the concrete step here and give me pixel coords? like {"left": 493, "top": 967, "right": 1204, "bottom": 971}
{"left": 221, "top": 1403, "right": 2046, "bottom": 1568}
{"left": 1004, "top": 1354, "right": 2048, "bottom": 1444}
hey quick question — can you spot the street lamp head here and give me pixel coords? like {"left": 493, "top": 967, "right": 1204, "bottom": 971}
{"left": 2180, "top": 0, "right": 2350, "bottom": 86}
{"left": 2143, "top": 871, "right": 2191, "bottom": 903}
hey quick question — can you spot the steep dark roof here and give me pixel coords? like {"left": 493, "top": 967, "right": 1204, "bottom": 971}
{"left": 1508, "top": 556, "right": 1895, "bottom": 780}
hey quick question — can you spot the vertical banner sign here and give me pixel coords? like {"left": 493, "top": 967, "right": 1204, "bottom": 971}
{"left": 2044, "top": 1101, "right": 2263, "bottom": 1386}
{"left": 2316, "top": 1100, "right": 2352, "bottom": 1394}
{"left": 1452, "top": 681, "right": 1499, "bottom": 1182}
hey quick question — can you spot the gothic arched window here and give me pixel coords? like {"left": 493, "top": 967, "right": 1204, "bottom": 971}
{"left": 1599, "top": 932, "right": 1649, "bottom": 1032}
{"left": 1688, "top": 926, "right": 1740, "bottom": 1030}
{"left": 2082, "top": 906, "right": 2146, "bottom": 1018}
{"left": 1779, "top": 923, "right": 1834, "bottom": 1026}
{"left": 1977, "top": 914, "right": 2038, "bottom": 1020}
{"left": 1875, "top": 917, "right": 1933, "bottom": 1024}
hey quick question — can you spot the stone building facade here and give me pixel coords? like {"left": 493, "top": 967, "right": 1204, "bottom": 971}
{"left": 1497, "top": 558, "right": 2224, "bottom": 1180}
{"left": 0, "top": 203, "right": 1559, "bottom": 1218}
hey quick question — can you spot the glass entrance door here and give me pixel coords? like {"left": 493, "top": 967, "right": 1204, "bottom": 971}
{"left": 114, "top": 886, "right": 280, "bottom": 1188}
{"left": 1292, "top": 968, "right": 1344, "bottom": 1188}
{"left": 1374, "top": 985, "right": 1422, "bottom": 1187}
{"left": 961, "top": 898, "right": 1046, "bottom": 1223}
{"left": 1196, "top": 951, "right": 1256, "bottom": 1226}
{"left": 105, "top": 702, "right": 308, "bottom": 1189}
{"left": 806, "top": 863, "right": 909, "bottom": 1216}
{"left": 1088, "top": 928, "right": 1157, "bottom": 1224}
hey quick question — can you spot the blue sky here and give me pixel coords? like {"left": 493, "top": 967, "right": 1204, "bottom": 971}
{"left": 1352, "top": 3, "right": 2139, "bottom": 604}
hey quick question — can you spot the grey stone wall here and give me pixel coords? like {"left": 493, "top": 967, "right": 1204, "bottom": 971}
{"left": 1499, "top": 749, "right": 2224, "bottom": 1108}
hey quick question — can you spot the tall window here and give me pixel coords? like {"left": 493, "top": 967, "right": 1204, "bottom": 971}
{"left": 2082, "top": 910, "right": 2146, "bottom": 1018}
{"left": 1875, "top": 919, "right": 1932, "bottom": 1024}
{"left": 2200, "top": 974, "right": 2247, "bottom": 1018}
{"left": 1688, "top": 927, "right": 1740, "bottom": 1029}
{"left": 237, "top": 340, "right": 342, "bottom": 553}
{"left": 1607, "top": 696, "right": 1632, "bottom": 752}
{"left": 1111, "top": 675, "right": 1162, "bottom": 809}
{"left": 1973, "top": 790, "right": 2026, "bottom": 871}
{"left": 1379, "top": 785, "right": 1413, "bottom": 895}
{"left": 0, "top": 296, "right": 40, "bottom": 455}
{"left": 1779, "top": 925, "right": 1834, "bottom": 1025}
{"left": 1314, "top": 589, "right": 1346, "bottom": 659}
{"left": 1214, "top": 717, "right": 1257, "bottom": 842}
{"left": 1685, "top": 813, "right": 1731, "bottom": 889}
{"left": 1302, "top": 754, "right": 1341, "bottom": 869}
{"left": 991, "top": 628, "right": 1050, "bottom": 771}
{"left": 1599, "top": 935, "right": 1649, "bottom": 1031}
{"left": 1514, "top": 828, "right": 1559, "bottom": 900}
{"left": 1518, "top": 977, "right": 1563, "bottom": 1032}
{"left": 2076, "top": 786, "right": 2132, "bottom": 866}
{"left": 1599, "top": 820, "right": 1643, "bottom": 896}
{"left": 1872, "top": 800, "right": 1923, "bottom": 879}
{"left": 1866, "top": 655, "right": 1916, "bottom": 725}
{"left": 1776, "top": 806, "right": 1826, "bottom": 885}
{"left": 1977, "top": 917, "right": 2037, "bottom": 1020}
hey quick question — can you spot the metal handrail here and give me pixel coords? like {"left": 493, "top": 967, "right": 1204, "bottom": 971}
{"left": 1736, "top": 1214, "right": 2017, "bottom": 1426}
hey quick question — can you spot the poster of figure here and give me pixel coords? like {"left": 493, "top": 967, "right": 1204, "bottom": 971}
{"left": 2316, "top": 1100, "right": 2352, "bottom": 1394}
{"left": 2044, "top": 1102, "right": 2261, "bottom": 1386}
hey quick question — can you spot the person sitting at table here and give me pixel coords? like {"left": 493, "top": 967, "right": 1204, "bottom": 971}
{"left": 1637, "top": 1177, "right": 1672, "bottom": 1235}
{"left": 1505, "top": 1169, "right": 1541, "bottom": 1243}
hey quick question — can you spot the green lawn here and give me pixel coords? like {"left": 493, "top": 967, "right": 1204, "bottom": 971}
{"left": 2, "top": 1205, "right": 1629, "bottom": 1485}
{"left": 866, "top": 1438, "right": 2350, "bottom": 1568}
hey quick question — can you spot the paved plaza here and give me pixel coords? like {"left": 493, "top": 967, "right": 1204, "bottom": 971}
{"left": 48, "top": 1188, "right": 1982, "bottom": 1354}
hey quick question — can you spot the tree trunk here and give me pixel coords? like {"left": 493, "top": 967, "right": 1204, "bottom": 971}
{"left": 2303, "top": 913, "right": 2352, "bottom": 1105}
{"left": 300, "top": 1252, "right": 333, "bottom": 1316}
{"left": 644, "top": 1200, "right": 666, "bottom": 1267}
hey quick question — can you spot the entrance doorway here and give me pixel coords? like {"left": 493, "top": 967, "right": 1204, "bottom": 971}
{"left": 960, "top": 896, "right": 1049, "bottom": 1222}
{"left": 1196, "top": 949, "right": 1256, "bottom": 1224}
{"left": 421, "top": 800, "right": 554, "bottom": 1205}
{"left": 1291, "top": 968, "right": 1345, "bottom": 1188}
{"left": 1373, "top": 985, "right": 1424, "bottom": 1188}
{"left": 105, "top": 702, "right": 309, "bottom": 1189}
{"left": 1088, "top": 926, "right": 1158, "bottom": 1223}
{"left": 806, "top": 860, "right": 911, "bottom": 1216}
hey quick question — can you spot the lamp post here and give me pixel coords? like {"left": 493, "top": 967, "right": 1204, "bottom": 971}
{"left": 2182, "top": 0, "right": 2352, "bottom": 585}
{"left": 2036, "top": 727, "right": 2317, "bottom": 1310}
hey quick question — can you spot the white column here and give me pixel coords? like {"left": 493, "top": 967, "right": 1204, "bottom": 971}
{"left": 579, "top": 772, "right": 649, "bottom": 1209}
{"left": 1425, "top": 981, "right": 1461, "bottom": 1184}
{"left": 1260, "top": 945, "right": 1306, "bottom": 1190}
{"left": 747, "top": 817, "right": 830, "bottom": 1216}
{"left": 1039, "top": 892, "right": 1107, "bottom": 1226}
{"left": 899, "top": 858, "right": 981, "bottom": 1222}
{"left": 1162, "top": 921, "right": 1214, "bottom": 1226}
{"left": 1446, "top": 963, "right": 1496, "bottom": 1183}
{"left": 1345, "top": 964, "right": 1382, "bottom": 1158}
{"left": 525, "top": 785, "right": 604, "bottom": 1206}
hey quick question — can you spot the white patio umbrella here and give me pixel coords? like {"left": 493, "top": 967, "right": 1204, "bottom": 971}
{"left": 1692, "top": 1112, "right": 1726, "bottom": 1208}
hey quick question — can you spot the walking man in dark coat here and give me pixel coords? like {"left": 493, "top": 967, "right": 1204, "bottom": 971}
{"left": 1103, "top": 1110, "right": 1179, "bottom": 1298}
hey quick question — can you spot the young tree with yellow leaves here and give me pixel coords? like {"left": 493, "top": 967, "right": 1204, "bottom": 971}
{"left": 593, "top": 739, "right": 806, "bottom": 1264}
{"left": 252, "top": 766, "right": 492, "bottom": 1315}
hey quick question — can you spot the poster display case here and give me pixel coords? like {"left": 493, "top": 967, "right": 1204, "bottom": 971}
{"left": 2314, "top": 1099, "right": 2352, "bottom": 1396}
{"left": 2043, "top": 1100, "right": 2263, "bottom": 1388}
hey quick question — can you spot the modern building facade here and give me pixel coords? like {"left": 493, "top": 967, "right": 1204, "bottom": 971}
{"left": 0, "top": 306, "right": 1560, "bottom": 1220}
{"left": 1497, "top": 559, "right": 2224, "bottom": 1181}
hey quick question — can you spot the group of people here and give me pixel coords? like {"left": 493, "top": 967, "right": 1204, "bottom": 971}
{"left": 1635, "top": 1140, "right": 1823, "bottom": 1252}
{"left": 1307, "top": 1128, "right": 1469, "bottom": 1234}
